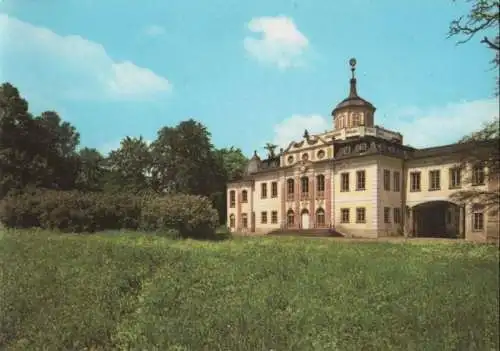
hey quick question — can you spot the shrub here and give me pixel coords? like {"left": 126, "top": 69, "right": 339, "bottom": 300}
{"left": 140, "top": 194, "right": 219, "bottom": 239}
{"left": 0, "top": 190, "right": 219, "bottom": 238}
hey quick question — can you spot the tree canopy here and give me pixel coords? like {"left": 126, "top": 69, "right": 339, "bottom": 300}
{"left": 0, "top": 82, "right": 248, "bottom": 221}
{"left": 449, "top": 0, "right": 500, "bottom": 94}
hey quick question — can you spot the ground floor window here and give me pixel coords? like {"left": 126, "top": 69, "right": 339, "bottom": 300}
{"left": 341, "top": 208, "right": 350, "bottom": 223}
{"left": 384, "top": 207, "right": 391, "bottom": 223}
{"left": 287, "top": 210, "right": 295, "bottom": 226}
{"left": 229, "top": 214, "right": 235, "bottom": 228}
{"left": 261, "top": 211, "right": 267, "bottom": 224}
{"left": 393, "top": 208, "right": 401, "bottom": 224}
{"left": 316, "top": 208, "right": 325, "bottom": 226}
{"left": 472, "top": 212, "right": 484, "bottom": 231}
{"left": 242, "top": 213, "right": 248, "bottom": 228}
{"left": 271, "top": 211, "right": 278, "bottom": 224}
{"left": 356, "top": 207, "right": 366, "bottom": 223}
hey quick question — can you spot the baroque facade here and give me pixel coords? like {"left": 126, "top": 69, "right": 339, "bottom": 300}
{"left": 227, "top": 59, "right": 499, "bottom": 241}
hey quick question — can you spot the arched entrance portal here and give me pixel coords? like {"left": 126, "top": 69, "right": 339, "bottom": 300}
{"left": 411, "top": 201, "right": 463, "bottom": 238}
{"left": 301, "top": 209, "right": 310, "bottom": 229}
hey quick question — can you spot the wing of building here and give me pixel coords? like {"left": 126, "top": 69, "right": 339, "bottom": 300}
{"left": 227, "top": 58, "right": 499, "bottom": 242}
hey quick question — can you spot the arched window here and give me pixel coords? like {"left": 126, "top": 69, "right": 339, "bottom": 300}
{"left": 229, "top": 214, "right": 235, "bottom": 228}
{"left": 229, "top": 190, "right": 235, "bottom": 208}
{"left": 287, "top": 178, "right": 295, "bottom": 200}
{"left": 287, "top": 209, "right": 295, "bottom": 226}
{"left": 316, "top": 174, "right": 325, "bottom": 198}
{"left": 301, "top": 176, "right": 309, "bottom": 199}
{"left": 241, "top": 190, "right": 248, "bottom": 203}
{"left": 316, "top": 208, "right": 325, "bottom": 227}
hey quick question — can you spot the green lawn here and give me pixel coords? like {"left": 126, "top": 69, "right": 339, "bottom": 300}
{"left": 1, "top": 230, "right": 498, "bottom": 350}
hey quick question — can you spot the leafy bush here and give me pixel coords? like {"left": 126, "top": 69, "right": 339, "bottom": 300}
{"left": 140, "top": 194, "right": 219, "bottom": 239}
{"left": 0, "top": 190, "right": 219, "bottom": 238}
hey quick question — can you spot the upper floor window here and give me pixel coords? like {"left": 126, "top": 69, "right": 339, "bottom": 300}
{"left": 301, "top": 176, "right": 309, "bottom": 199}
{"left": 271, "top": 182, "right": 278, "bottom": 198}
{"left": 341, "top": 173, "right": 350, "bottom": 192}
{"left": 356, "top": 170, "right": 366, "bottom": 191}
{"left": 261, "top": 183, "right": 267, "bottom": 198}
{"left": 287, "top": 178, "right": 295, "bottom": 200}
{"left": 241, "top": 190, "right": 248, "bottom": 203}
{"left": 449, "top": 167, "right": 462, "bottom": 189}
{"left": 393, "top": 171, "right": 401, "bottom": 192}
{"left": 316, "top": 174, "right": 325, "bottom": 198}
{"left": 229, "top": 190, "right": 235, "bottom": 208}
{"left": 472, "top": 165, "right": 485, "bottom": 185}
{"left": 429, "top": 170, "right": 441, "bottom": 191}
{"left": 383, "top": 169, "right": 391, "bottom": 191}
{"left": 410, "top": 172, "right": 421, "bottom": 192}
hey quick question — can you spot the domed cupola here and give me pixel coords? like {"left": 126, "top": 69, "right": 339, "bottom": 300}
{"left": 245, "top": 150, "right": 261, "bottom": 175}
{"left": 332, "top": 58, "right": 376, "bottom": 129}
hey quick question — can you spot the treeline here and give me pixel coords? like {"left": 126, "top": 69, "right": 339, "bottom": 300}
{"left": 0, "top": 82, "right": 248, "bottom": 236}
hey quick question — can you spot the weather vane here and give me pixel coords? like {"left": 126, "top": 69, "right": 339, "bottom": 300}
{"left": 349, "top": 58, "right": 357, "bottom": 79}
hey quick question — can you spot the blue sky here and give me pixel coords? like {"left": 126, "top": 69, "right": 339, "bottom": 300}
{"left": 0, "top": 0, "right": 498, "bottom": 156}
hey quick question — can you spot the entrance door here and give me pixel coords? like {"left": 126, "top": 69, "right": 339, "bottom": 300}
{"left": 301, "top": 211, "right": 310, "bottom": 229}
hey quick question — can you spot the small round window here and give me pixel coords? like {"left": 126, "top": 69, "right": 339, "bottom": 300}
{"left": 287, "top": 155, "right": 294, "bottom": 164}
{"left": 317, "top": 150, "right": 325, "bottom": 159}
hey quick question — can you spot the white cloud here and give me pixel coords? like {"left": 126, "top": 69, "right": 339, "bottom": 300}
{"left": 0, "top": 14, "right": 172, "bottom": 100}
{"left": 244, "top": 16, "right": 309, "bottom": 69}
{"left": 272, "top": 114, "right": 330, "bottom": 148}
{"left": 144, "top": 24, "right": 165, "bottom": 36}
{"left": 271, "top": 98, "right": 498, "bottom": 151}
{"left": 384, "top": 98, "right": 499, "bottom": 148}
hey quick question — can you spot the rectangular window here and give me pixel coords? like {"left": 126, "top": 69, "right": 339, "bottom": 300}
{"left": 393, "top": 208, "right": 401, "bottom": 224}
{"left": 356, "top": 207, "right": 366, "bottom": 223}
{"left": 393, "top": 171, "right": 400, "bottom": 192}
{"left": 383, "top": 169, "right": 391, "bottom": 191}
{"left": 261, "top": 183, "right": 267, "bottom": 198}
{"left": 271, "top": 211, "right": 278, "bottom": 224}
{"left": 301, "top": 177, "right": 309, "bottom": 199}
{"left": 429, "top": 170, "right": 441, "bottom": 191}
{"left": 261, "top": 211, "right": 267, "bottom": 224}
{"left": 241, "top": 190, "right": 248, "bottom": 203}
{"left": 341, "top": 173, "right": 350, "bottom": 192}
{"left": 473, "top": 212, "right": 484, "bottom": 231}
{"left": 472, "top": 165, "right": 485, "bottom": 185}
{"left": 271, "top": 182, "right": 278, "bottom": 198}
{"left": 316, "top": 175, "right": 325, "bottom": 198}
{"left": 229, "top": 190, "right": 235, "bottom": 208}
{"left": 229, "top": 215, "right": 235, "bottom": 228}
{"left": 410, "top": 172, "right": 421, "bottom": 192}
{"left": 242, "top": 213, "right": 248, "bottom": 228}
{"left": 287, "top": 179, "right": 294, "bottom": 201}
{"left": 449, "top": 167, "right": 462, "bottom": 188}
{"left": 356, "top": 170, "right": 366, "bottom": 191}
{"left": 384, "top": 207, "right": 391, "bottom": 223}
{"left": 341, "top": 208, "right": 350, "bottom": 223}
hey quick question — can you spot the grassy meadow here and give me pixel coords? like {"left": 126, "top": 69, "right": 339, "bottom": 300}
{"left": 0, "top": 229, "right": 498, "bottom": 351}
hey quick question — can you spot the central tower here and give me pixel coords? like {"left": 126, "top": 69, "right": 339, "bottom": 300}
{"left": 332, "top": 58, "right": 376, "bottom": 130}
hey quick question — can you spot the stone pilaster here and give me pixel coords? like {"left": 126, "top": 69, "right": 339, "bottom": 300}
{"left": 309, "top": 176, "right": 315, "bottom": 228}
{"left": 295, "top": 175, "right": 300, "bottom": 229}
{"left": 325, "top": 176, "right": 332, "bottom": 226}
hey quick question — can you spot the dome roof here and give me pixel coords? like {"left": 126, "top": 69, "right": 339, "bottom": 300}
{"left": 332, "top": 58, "right": 375, "bottom": 115}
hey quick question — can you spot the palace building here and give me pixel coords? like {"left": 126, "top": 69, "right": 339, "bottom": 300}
{"left": 226, "top": 58, "right": 499, "bottom": 242}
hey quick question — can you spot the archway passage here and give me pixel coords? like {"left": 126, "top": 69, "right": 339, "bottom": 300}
{"left": 411, "top": 201, "right": 462, "bottom": 238}
{"left": 301, "top": 209, "right": 310, "bottom": 229}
